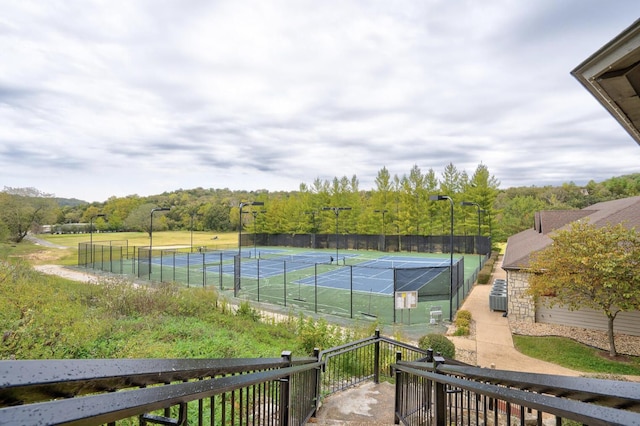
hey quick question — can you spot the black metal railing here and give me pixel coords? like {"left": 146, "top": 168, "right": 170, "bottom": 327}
{"left": 0, "top": 353, "right": 320, "bottom": 426}
{"left": 392, "top": 354, "right": 640, "bottom": 425}
{"left": 318, "top": 329, "right": 434, "bottom": 396}
{"left": 3, "top": 332, "right": 640, "bottom": 425}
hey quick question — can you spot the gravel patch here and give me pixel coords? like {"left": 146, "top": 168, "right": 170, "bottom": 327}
{"left": 453, "top": 348, "right": 477, "bottom": 366}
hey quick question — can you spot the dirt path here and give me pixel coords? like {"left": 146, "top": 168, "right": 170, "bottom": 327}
{"left": 25, "top": 234, "right": 69, "bottom": 249}
{"left": 33, "top": 264, "right": 104, "bottom": 283}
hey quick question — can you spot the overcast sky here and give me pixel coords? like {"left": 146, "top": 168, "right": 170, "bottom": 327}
{"left": 1, "top": 1, "right": 639, "bottom": 202}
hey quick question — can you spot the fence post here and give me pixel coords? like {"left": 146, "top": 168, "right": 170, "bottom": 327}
{"left": 313, "top": 348, "right": 321, "bottom": 417}
{"left": 374, "top": 329, "right": 380, "bottom": 384}
{"left": 394, "top": 351, "right": 402, "bottom": 425}
{"left": 433, "top": 356, "right": 446, "bottom": 426}
{"left": 160, "top": 250, "right": 164, "bottom": 282}
{"left": 219, "top": 253, "right": 223, "bottom": 290}
{"left": 187, "top": 252, "right": 190, "bottom": 287}
{"left": 349, "top": 265, "right": 353, "bottom": 318}
{"left": 279, "top": 350, "right": 292, "bottom": 426}
{"left": 202, "top": 252, "right": 206, "bottom": 288}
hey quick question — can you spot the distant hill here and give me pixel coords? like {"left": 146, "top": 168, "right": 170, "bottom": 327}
{"left": 55, "top": 197, "right": 88, "bottom": 207}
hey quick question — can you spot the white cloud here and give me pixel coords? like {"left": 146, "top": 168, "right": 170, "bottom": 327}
{"left": 1, "top": 0, "right": 639, "bottom": 201}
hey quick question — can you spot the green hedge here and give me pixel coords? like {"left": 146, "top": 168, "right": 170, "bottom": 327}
{"left": 417, "top": 333, "right": 455, "bottom": 359}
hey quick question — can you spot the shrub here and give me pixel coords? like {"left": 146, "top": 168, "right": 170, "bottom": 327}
{"left": 456, "top": 310, "right": 472, "bottom": 321}
{"left": 296, "top": 315, "right": 345, "bottom": 355}
{"left": 477, "top": 272, "right": 491, "bottom": 284}
{"left": 453, "top": 310, "right": 472, "bottom": 336}
{"left": 417, "top": 333, "right": 455, "bottom": 359}
{"left": 235, "top": 301, "right": 261, "bottom": 322}
{"left": 476, "top": 251, "right": 500, "bottom": 285}
{"left": 453, "top": 326, "right": 470, "bottom": 336}
{"left": 455, "top": 310, "right": 471, "bottom": 328}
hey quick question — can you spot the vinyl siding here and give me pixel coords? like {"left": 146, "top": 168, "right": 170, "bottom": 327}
{"left": 536, "top": 300, "right": 640, "bottom": 337}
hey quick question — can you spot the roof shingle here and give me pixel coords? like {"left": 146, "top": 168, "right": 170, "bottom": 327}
{"left": 502, "top": 196, "right": 640, "bottom": 270}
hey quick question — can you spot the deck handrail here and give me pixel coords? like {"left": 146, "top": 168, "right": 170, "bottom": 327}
{"left": 3, "top": 331, "right": 640, "bottom": 425}
{"left": 392, "top": 359, "right": 640, "bottom": 425}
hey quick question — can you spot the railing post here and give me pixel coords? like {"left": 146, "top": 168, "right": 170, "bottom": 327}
{"left": 426, "top": 348, "right": 434, "bottom": 363}
{"left": 394, "top": 350, "right": 402, "bottom": 425}
{"left": 374, "top": 329, "right": 381, "bottom": 384}
{"left": 433, "top": 355, "right": 446, "bottom": 426}
{"left": 279, "top": 350, "right": 292, "bottom": 426}
{"left": 313, "top": 348, "right": 321, "bottom": 417}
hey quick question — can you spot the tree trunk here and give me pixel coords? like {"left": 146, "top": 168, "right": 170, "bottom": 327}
{"left": 607, "top": 314, "right": 617, "bottom": 357}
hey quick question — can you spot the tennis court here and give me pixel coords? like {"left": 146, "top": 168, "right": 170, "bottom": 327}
{"left": 225, "top": 248, "right": 471, "bottom": 324}
{"left": 292, "top": 255, "right": 449, "bottom": 295}
{"left": 81, "top": 242, "right": 483, "bottom": 325}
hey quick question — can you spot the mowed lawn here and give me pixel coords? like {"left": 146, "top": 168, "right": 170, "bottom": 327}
{"left": 23, "top": 231, "right": 239, "bottom": 265}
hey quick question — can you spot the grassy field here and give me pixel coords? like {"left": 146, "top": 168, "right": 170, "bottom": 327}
{"left": 43, "top": 230, "right": 239, "bottom": 250}
{"left": 2, "top": 231, "right": 239, "bottom": 266}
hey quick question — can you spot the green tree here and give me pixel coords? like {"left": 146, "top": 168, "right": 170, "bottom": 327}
{"left": 202, "top": 203, "right": 232, "bottom": 231}
{"left": 124, "top": 203, "right": 170, "bottom": 236}
{"left": 527, "top": 221, "right": 640, "bottom": 357}
{"left": 103, "top": 195, "right": 143, "bottom": 231}
{"left": 494, "top": 195, "right": 547, "bottom": 241}
{"left": 0, "top": 187, "right": 57, "bottom": 242}
{"left": 463, "top": 164, "right": 500, "bottom": 238}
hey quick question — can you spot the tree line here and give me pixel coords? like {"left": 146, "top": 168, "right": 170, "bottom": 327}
{"left": 2, "top": 166, "right": 639, "bottom": 244}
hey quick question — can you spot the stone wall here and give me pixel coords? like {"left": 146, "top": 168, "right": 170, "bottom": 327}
{"left": 506, "top": 270, "right": 535, "bottom": 323}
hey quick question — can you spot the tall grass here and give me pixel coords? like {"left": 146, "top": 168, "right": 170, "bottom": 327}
{"left": 0, "top": 257, "right": 373, "bottom": 360}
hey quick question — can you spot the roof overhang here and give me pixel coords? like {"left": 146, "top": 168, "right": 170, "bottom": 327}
{"left": 572, "top": 19, "right": 640, "bottom": 146}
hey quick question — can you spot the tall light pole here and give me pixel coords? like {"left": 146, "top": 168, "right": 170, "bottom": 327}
{"left": 430, "top": 195, "right": 454, "bottom": 321}
{"left": 237, "top": 201, "right": 264, "bottom": 291}
{"left": 149, "top": 207, "right": 170, "bottom": 279}
{"left": 322, "top": 207, "right": 351, "bottom": 264}
{"left": 374, "top": 209, "right": 388, "bottom": 251}
{"left": 89, "top": 214, "right": 106, "bottom": 266}
{"left": 461, "top": 201, "right": 483, "bottom": 269}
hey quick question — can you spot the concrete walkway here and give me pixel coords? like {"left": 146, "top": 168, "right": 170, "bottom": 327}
{"left": 449, "top": 255, "right": 579, "bottom": 376}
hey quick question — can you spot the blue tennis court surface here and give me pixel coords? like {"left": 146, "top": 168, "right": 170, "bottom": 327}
{"left": 295, "top": 255, "right": 449, "bottom": 295}
{"left": 150, "top": 250, "right": 450, "bottom": 296}
{"left": 297, "top": 266, "right": 394, "bottom": 294}
{"left": 355, "top": 256, "right": 450, "bottom": 268}
{"left": 149, "top": 250, "right": 237, "bottom": 268}
{"left": 221, "top": 258, "right": 317, "bottom": 278}
{"left": 222, "top": 250, "right": 361, "bottom": 279}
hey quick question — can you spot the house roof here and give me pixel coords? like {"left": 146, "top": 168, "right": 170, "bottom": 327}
{"left": 571, "top": 19, "right": 640, "bottom": 147}
{"left": 502, "top": 195, "right": 640, "bottom": 270}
